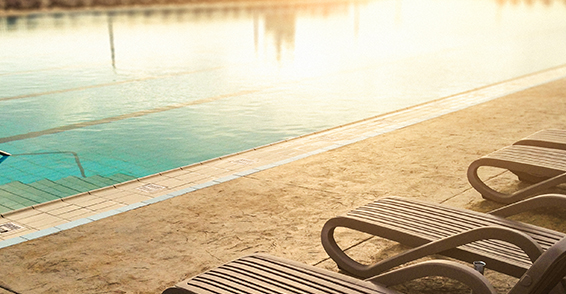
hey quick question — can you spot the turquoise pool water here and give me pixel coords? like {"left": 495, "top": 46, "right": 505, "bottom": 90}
{"left": 1, "top": 0, "right": 566, "bottom": 193}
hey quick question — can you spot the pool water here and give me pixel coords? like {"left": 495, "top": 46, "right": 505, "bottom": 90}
{"left": 1, "top": 0, "right": 566, "bottom": 192}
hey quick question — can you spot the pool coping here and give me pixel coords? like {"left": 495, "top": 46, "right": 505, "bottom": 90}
{"left": 1, "top": 64, "right": 566, "bottom": 248}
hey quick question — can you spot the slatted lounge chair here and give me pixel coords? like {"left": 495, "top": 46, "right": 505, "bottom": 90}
{"left": 514, "top": 129, "right": 566, "bottom": 150}
{"left": 467, "top": 144, "right": 566, "bottom": 203}
{"left": 509, "top": 129, "right": 566, "bottom": 184}
{"left": 321, "top": 195, "right": 566, "bottom": 280}
{"left": 161, "top": 253, "right": 496, "bottom": 294}
{"left": 162, "top": 235, "right": 566, "bottom": 294}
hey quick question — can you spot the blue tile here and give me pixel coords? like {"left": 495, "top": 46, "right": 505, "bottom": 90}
{"left": 116, "top": 202, "right": 148, "bottom": 212}
{"left": 254, "top": 163, "right": 278, "bottom": 171}
{"left": 169, "top": 187, "right": 196, "bottom": 196}
{"left": 0, "top": 236, "right": 27, "bottom": 249}
{"left": 141, "top": 195, "right": 170, "bottom": 205}
{"left": 191, "top": 181, "right": 217, "bottom": 190}
{"left": 273, "top": 158, "right": 297, "bottom": 166}
{"left": 55, "top": 218, "right": 92, "bottom": 231}
{"left": 234, "top": 169, "right": 260, "bottom": 177}
{"left": 87, "top": 209, "right": 122, "bottom": 221}
{"left": 21, "top": 227, "right": 61, "bottom": 240}
{"left": 213, "top": 174, "right": 240, "bottom": 184}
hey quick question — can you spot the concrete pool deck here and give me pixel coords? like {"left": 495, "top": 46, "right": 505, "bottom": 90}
{"left": 1, "top": 65, "right": 566, "bottom": 293}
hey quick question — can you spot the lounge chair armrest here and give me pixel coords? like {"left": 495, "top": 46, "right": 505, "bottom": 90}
{"left": 323, "top": 221, "right": 543, "bottom": 278}
{"left": 367, "top": 260, "right": 497, "bottom": 294}
{"left": 489, "top": 193, "right": 566, "bottom": 217}
{"left": 162, "top": 288, "right": 190, "bottom": 294}
{"left": 366, "top": 226, "right": 543, "bottom": 277}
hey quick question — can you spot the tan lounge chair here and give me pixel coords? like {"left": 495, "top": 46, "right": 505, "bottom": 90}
{"left": 321, "top": 195, "right": 566, "bottom": 280}
{"left": 161, "top": 253, "right": 495, "bottom": 294}
{"left": 467, "top": 144, "right": 566, "bottom": 204}
{"left": 510, "top": 129, "right": 566, "bottom": 183}
{"left": 514, "top": 129, "right": 566, "bottom": 150}
{"left": 467, "top": 129, "right": 566, "bottom": 203}
{"left": 162, "top": 233, "right": 566, "bottom": 294}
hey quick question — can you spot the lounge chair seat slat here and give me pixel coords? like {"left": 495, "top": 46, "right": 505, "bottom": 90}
{"left": 176, "top": 255, "right": 393, "bottom": 294}
{"left": 487, "top": 145, "right": 566, "bottom": 173}
{"left": 356, "top": 198, "right": 562, "bottom": 247}
{"left": 375, "top": 198, "right": 563, "bottom": 244}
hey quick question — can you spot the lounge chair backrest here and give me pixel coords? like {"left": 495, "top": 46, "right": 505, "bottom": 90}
{"left": 510, "top": 236, "right": 566, "bottom": 294}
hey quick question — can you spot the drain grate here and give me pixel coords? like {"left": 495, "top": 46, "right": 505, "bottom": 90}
{"left": 0, "top": 223, "right": 23, "bottom": 234}
{"left": 137, "top": 183, "right": 166, "bottom": 193}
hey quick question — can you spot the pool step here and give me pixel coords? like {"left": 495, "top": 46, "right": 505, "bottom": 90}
{"left": 0, "top": 173, "right": 136, "bottom": 214}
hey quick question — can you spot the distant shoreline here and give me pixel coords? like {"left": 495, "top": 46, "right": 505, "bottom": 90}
{"left": 3, "top": 0, "right": 564, "bottom": 17}
{"left": 0, "top": 0, "right": 357, "bottom": 17}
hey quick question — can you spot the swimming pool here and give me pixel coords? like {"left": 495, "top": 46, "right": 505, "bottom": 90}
{"left": 1, "top": 0, "right": 566, "bottom": 209}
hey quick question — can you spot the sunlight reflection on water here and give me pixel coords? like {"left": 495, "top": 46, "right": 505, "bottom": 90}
{"left": 1, "top": 0, "right": 565, "bottom": 186}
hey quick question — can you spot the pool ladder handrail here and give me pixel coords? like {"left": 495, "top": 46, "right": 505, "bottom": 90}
{"left": 0, "top": 150, "right": 10, "bottom": 164}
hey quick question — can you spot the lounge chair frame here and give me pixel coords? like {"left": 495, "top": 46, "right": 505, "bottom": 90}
{"left": 467, "top": 144, "right": 566, "bottom": 203}
{"left": 321, "top": 195, "right": 566, "bottom": 279}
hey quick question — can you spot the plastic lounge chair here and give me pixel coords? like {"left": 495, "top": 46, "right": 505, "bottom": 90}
{"left": 161, "top": 253, "right": 496, "bottom": 294}
{"left": 162, "top": 236, "right": 566, "bottom": 294}
{"left": 510, "top": 129, "right": 566, "bottom": 184}
{"left": 321, "top": 195, "right": 566, "bottom": 280}
{"left": 467, "top": 144, "right": 566, "bottom": 203}
{"left": 514, "top": 129, "right": 566, "bottom": 150}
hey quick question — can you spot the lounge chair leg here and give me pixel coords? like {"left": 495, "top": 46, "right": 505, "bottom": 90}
{"left": 467, "top": 159, "right": 515, "bottom": 203}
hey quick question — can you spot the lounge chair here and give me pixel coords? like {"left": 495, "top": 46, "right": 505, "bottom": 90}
{"left": 467, "top": 144, "right": 566, "bottom": 203}
{"left": 514, "top": 129, "right": 566, "bottom": 150}
{"left": 162, "top": 234, "right": 566, "bottom": 294}
{"left": 321, "top": 195, "right": 566, "bottom": 280}
{"left": 162, "top": 252, "right": 496, "bottom": 294}
{"left": 509, "top": 129, "right": 566, "bottom": 184}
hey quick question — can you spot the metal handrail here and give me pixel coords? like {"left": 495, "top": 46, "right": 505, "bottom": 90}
{"left": 0, "top": 150, "right": 10, "bottom": 164}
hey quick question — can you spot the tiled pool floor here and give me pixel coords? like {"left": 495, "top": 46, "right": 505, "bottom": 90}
{"left": 1, "top": 64, "right": 566, "bottom": 247}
